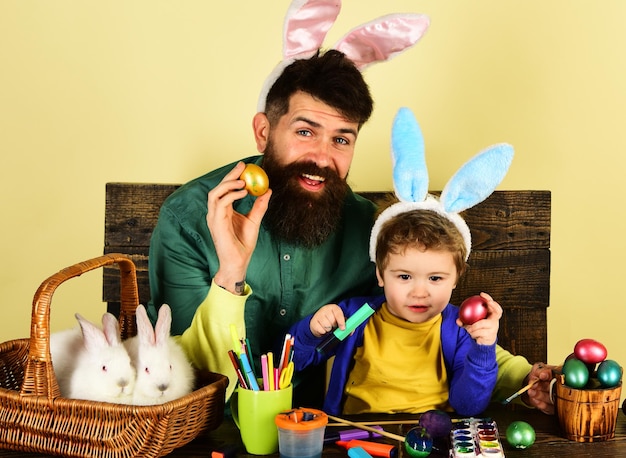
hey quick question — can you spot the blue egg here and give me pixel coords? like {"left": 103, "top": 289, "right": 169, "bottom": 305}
{"left": 597, "top": 360, "right": 622, "bottom": 387}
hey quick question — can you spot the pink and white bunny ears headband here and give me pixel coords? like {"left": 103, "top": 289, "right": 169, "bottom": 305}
{"left": 369, "top": 107, "right": 515, "bottom": 262}
{"left": 257, "top": 0, "right": 430, "bottom": 112}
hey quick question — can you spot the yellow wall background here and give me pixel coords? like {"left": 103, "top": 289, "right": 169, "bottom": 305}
{"left": 1, "top": 1, "right": 625, "bottom": 403}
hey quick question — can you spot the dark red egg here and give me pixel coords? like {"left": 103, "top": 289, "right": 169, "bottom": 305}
{"left": 573, "top": 339, "right": 607, "bottom": 365}
{"left": 458, "top": 295, "right": 488, "bottom": 325}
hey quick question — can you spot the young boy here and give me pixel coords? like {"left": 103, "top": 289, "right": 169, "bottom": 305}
{"left": 287, "top": 208, "right": 501, "bottom": 416}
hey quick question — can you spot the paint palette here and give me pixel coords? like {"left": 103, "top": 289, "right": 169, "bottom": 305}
{"left": 448, "top": 418, "right": 505, "bottom": 457}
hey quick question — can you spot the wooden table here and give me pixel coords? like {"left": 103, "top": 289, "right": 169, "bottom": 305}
{"left": 0, "top": 406, "right": 624, "bottom": 457}
{"left": 192, "top": 407, "right": 626, "bottom": 458}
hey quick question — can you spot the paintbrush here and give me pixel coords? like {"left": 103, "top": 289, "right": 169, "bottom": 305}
{"left": 327, "top": 419, "right": 422, "bottom": 427}
{"left": 501, "top": 378, "right": 539, "bottom": 405}
{"left": 325, "top": 414, "right": 406, "bottom": 442}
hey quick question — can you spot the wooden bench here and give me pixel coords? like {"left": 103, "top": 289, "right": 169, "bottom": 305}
{"left": 104, "top": 183, "right": 550, "bottom": 363}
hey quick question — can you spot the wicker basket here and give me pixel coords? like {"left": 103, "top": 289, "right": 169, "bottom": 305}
{"left": 0, "top": 253, "right": 228, "bottom": 458}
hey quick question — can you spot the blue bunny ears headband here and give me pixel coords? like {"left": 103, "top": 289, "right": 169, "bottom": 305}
{"left": 369, "top": 108, "right": 515, "bottom": 262}
{"left": 257, "top": 0, "right": 430, "bottom": 112}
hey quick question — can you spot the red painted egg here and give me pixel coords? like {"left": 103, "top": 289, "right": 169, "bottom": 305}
{"left": 458, "top": 295, "right": 488, "bottom": 325}
{"left": 573, "top": 339, "right": 607, "bottom": 364}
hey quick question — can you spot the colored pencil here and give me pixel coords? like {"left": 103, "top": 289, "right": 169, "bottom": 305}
{"left": 227, "top": 350, "right": 248, "bottom": 389}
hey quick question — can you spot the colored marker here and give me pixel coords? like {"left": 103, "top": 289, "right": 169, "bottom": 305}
{"left": 279, "top": 333, "right": 291, "bottom": 369}
{"left": 261, "top": 354, "right": 270, "bottom": 391}
{"left": 238, "top": 352, "right": 260, "bottom": 391}
{"left": 348, "top": 446, "right": 373, "bottom": 458}
{"left": 211, "top": 444, "right": 239, "bottom": 458}
{"left": 282, "top": 335, "right": 294, "bottom": 369}
{"left": 324, "top": 426, "right": 384, "bottom": 444}
{"left": 274, "top": 367, "right": 280, "bottom": 390}
{"left": 288, "top": 336, "right": 295, "bottom": 363}
{"left": 244, "top": 337, "right": 253, "bottom": 360}
{"left": 267, "top": 351, "right": 275, "bottom": 390}
{"left": 336, "top": 440, "right": 398, "bottom": 458}
{"left": 317, "top": 303, "right": 375, "bottom": 355}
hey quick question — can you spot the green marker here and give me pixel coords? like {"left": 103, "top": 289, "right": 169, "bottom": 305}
{"left": 316, "top": 303, "right": 375, "bottom": 355}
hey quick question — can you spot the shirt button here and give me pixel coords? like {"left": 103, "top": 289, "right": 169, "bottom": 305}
{"left": 279, "top": 309, "right": 287, "bottom": 316}
{"left": 283, "top": 254, "right": 291, "bottom": 261}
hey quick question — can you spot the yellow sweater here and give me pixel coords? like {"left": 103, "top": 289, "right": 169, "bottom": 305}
{"left": 343, "top": 303, "right": 449, "bottom": 414}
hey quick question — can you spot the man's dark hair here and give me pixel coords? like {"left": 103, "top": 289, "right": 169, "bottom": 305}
{"left": 265, "top": 49, "right": 374, "bottom": 129}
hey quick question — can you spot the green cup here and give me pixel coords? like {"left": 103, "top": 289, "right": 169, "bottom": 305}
{"left": 231, "top": 383, "right": 293, "bottom": 454}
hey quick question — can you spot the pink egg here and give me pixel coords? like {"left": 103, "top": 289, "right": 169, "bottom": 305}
{"left": 573, "top": 339, "right": 607, "bottom": 364}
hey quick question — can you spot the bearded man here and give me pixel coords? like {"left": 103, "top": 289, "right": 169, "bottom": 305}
{"left": 148, "top": 50, "right": 377, "bottom": 406}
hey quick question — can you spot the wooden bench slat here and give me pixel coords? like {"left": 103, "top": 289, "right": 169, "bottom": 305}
{"left": 103, "top": 183, "right": 551, "bottom": 362}
{"left": 105, "top": 183, "right": 180, "bottom": 248}
{"left": 105, "top": 184, "right": 550, "bottom": 251}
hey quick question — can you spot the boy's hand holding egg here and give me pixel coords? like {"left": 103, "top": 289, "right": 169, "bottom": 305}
{"left": 457, "top": 294, "right": 501, "bottom": 346}
{"left": 458, "top": 295, "right": 488, "bottom": 325}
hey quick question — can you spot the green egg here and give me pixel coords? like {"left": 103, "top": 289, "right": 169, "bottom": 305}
{"left": 563, "top": 358, "right": 589, "bottom": 388}
{"left": 505, "top": 421, "right": 535, "bottom": 449}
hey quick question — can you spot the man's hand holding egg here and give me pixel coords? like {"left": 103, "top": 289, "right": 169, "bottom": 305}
{"left": 240, "top": 163, "right": 269, "bottom": 196}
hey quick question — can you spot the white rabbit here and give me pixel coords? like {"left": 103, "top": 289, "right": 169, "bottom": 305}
{"left": 124, "top": 304, "right": 195, "bottom": 405}
{"left": 50, "top": 312, "right": 136, "bottom": 403}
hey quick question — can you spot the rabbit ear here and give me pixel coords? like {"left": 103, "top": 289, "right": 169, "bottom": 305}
{"left": 75, "top": 313, "right": 108, "bottom": 352}
{"left": 257, "top": 0, "right": 342, "bottom": 113}
{"left": 134, "top": 304, "right": 156, "bottom": 346}
{"left": 391, "top": 107, "right": 428, "bottom": 203}
{"left": 257, "top": 3, "right": 429, "bottom": 112}
{"left": 334, "top": 13, "right": 430, "bottom": 70}
{"left": 440, "top": 144, "right": 514, "bottom": 214}
{"left": 101, "top": 313, "right": 122, "bottom": 346}
{"left": 370, "top": 107, "right": 513, "bottom": 263}
{"left": 283, "top": 0, "right": 342, "bottom": 60}
{"left": 154, "top": 304, "right": 172, "bottom": 346}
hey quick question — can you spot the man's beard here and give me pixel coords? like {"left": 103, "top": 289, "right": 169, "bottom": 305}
{"left": 262, "top": 147, "right": 349, "bottom": 248}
